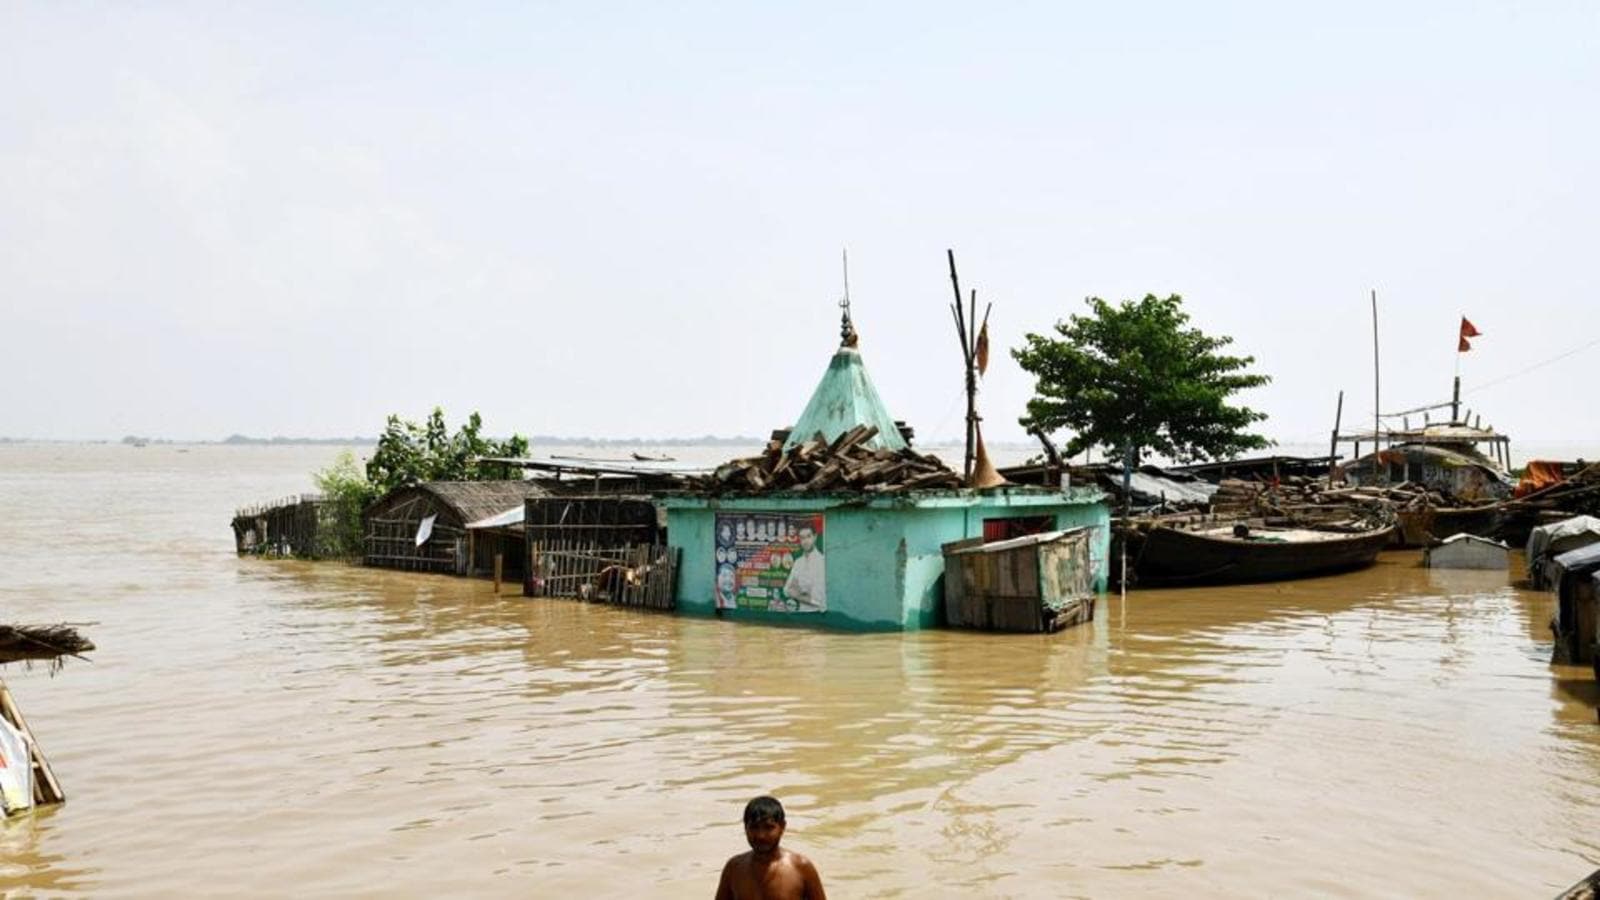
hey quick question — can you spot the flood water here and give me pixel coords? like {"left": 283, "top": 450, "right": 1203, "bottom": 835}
{"left": 3, "top": 443, "right": 1599, "bottom": 897}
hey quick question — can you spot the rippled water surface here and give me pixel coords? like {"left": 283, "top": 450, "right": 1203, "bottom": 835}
{"left": 3, "top": 444, "right": 1599, "bottom": 897}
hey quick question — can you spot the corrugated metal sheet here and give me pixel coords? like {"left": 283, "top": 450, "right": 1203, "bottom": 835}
{"left": 466, "top": 505, "right": 525, "bottom": 530}
{"left": 1125, "top": 471, "right": 1219, "bottom": 506}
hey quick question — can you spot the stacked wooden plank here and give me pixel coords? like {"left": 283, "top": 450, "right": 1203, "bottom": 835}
{"left": 1210, "top": 479, "right": 1266, "bottom": 516}
{"left": 692, "top": 425, "right": 962, "bottom": 494}
{"left": 1216, "top": 476, "right": 1470, "bottom": 518}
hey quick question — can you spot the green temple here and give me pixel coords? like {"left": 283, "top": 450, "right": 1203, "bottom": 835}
{"left": 663, "top": 321, "right": 1110, "bottom": 632}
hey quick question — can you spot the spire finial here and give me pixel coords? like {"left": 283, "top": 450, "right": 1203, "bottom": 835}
{"left": 839, "top": 248, "right": 858, "bottom": 347}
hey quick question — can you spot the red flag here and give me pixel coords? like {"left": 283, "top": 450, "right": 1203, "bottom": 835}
{"left": 1459, "top": 335, "right": 1472, "bottom": 352}
{"left": 1458, "top": 317, "right": 1481, "bottom": 352}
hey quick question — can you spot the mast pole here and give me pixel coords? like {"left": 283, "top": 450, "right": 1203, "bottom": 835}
{"left": 1371, "top": 289, "right": 1382, "bottom": 461}
{"left": 1328, "top": 389, "right": 1344, "bottom": 488}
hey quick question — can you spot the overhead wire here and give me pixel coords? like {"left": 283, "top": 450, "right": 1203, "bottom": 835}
{"left": 1464, "top": 335, "right": 1600, "bottom": 395}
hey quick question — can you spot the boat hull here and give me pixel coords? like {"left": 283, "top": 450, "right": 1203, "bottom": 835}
{"left": 1392, "top": 505, "right": 1500, "bottom": 548}
{"left": 1132, "top": 525, "right": 1395, "bottom": 586}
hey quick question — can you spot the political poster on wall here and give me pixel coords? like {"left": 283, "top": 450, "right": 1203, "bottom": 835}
{"left": 713, "top": 513, "right": 826, "bottom": 612}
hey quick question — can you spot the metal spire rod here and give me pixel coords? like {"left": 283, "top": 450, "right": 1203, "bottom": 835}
{"left": 838, "top": 248, "right": 856, "bottom": 346}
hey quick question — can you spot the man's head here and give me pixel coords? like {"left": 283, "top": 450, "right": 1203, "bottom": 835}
{"left": 798, "top": 526, "right": 817, "bottom": 553}
{"left": 742, "top": 795, "right": 786, "bottom": 854}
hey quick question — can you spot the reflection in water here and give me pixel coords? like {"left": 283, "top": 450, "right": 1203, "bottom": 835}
{"left": 3, "top": 444, "right": 1600, "bottom": 897}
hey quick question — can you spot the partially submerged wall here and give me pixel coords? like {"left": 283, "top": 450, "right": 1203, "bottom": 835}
{"left": 664, "top": 487, "right": 1108, "bottom": 632}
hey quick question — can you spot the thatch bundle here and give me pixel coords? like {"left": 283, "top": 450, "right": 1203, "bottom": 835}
{"left": 0, "top": 625, "right": 95, "bottom": 668}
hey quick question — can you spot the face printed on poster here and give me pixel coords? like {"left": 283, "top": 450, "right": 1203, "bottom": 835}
{"left": 713, "top": 513, "right": 826, "bottom": 613}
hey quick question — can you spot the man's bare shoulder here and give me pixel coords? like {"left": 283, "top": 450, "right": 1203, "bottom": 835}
{"left": 722, "top": 850, "right": 754, "bottom": 869}
{"left": 781, "top": 848, "right": 816, "bottom": 871}
{"left": 783, "top": 849, "right": 826, "bottom": 899}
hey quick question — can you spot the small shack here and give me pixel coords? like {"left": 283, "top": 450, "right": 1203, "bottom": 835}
{"left": 1527, "top": 515, "right": 1600, "bottom": 589}
{"left": 1423, "top": 533, "right": 1510, "bottom": 570}
{"left": 363, "top": 481, "right": 556, "bottom": 574}
{"left": 0, "top": 624, "right": 93, "bottom": 816}
{"left": 1550, "top": 543, "right": 1600, "bottom": 667}
{"left": 520, "top": 495, "right": 676, "bottom": 609}
{"left": 942, "top": 528, "right": 1096, "bottom": 632}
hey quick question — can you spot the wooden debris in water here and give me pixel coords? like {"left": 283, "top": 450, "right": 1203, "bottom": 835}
{"left": 691, "top": 425, "right": 962, "bottom": 495}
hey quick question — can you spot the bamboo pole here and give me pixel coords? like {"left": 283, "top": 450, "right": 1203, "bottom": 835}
{"left": 946, "top": 250, "right": 976, "bottom": 482}
{"left": 1328, "top": 390, "right": 1344, "bottom": 488}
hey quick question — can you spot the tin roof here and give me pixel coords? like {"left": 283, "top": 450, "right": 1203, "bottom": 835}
{"left": 783, "top": 347, "right": 908, "bottom": 453}
{"left": 1553, "top": 542, "right": 1600, "bottom": 576}
{"left": 1435, "top": 533, "right": 1508, "bottom": 549}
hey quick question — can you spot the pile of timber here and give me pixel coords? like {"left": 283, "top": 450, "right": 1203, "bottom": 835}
{"left": 1210, "top": 479, "right": 1267, "bottom": 516}
{"left": 692, "top": 425, "right": 962, "bottom": 494}
{"left": 1199, "top": 476, "right": 1494, "bottom": 534}
{"left": 0, "top": 625, "right": 94, "bottom": 668}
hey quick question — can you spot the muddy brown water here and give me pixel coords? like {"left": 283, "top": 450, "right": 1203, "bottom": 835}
{"left": 2, "top": 444, "right": 1599, "bottom": 897}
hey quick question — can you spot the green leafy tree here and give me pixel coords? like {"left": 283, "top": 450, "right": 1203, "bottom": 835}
{"left": 1012, "top": 294, "right": 1271, "bottom": 465}
{"left": 364, "top": 407, "right": 529, "bottom": 493}
{"left": 313, "top": 450, "right": 378, "bottom": 558}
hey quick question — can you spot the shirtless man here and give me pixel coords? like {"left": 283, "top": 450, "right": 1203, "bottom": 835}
{"left": 714, "top": 796, "right": 826, "bottom": 900}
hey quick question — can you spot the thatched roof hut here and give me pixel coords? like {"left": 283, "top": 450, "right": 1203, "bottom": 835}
{"left": 363, "top": 480, "right": 559, "bottom": 574}
{"left": 0, "top": 625, "right": 94, "bottom": 668}
{"left": 1, "top": 624, "right": 91, "bottom": 812}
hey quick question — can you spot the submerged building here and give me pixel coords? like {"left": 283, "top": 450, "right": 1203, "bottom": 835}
{"left": 662, "top": 322, "right": 1110, "bottom": 632}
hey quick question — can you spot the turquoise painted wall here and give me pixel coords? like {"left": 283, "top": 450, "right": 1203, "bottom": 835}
{"left": 664, "top": 488, "right": 1109, "bottom": 632}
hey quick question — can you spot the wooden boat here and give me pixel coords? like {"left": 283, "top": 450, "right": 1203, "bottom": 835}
{"left": 1127, "top": 521, "right": 1395, "bottom": 586}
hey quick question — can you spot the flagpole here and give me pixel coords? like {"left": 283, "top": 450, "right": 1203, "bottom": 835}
{"left": 1453, "top": 315, "right": 1460, "bottom": 423}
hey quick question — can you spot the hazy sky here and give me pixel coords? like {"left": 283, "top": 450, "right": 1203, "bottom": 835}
{"left": 3, "top": 2, "right": 1596, "bottom": 445}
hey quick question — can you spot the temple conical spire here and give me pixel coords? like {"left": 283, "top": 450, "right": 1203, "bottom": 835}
{"left": 784, "top": 343, "right": 907, "bottom": 453}
{"left": 784, "top": 253, "right": 904, "bottom": 452}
